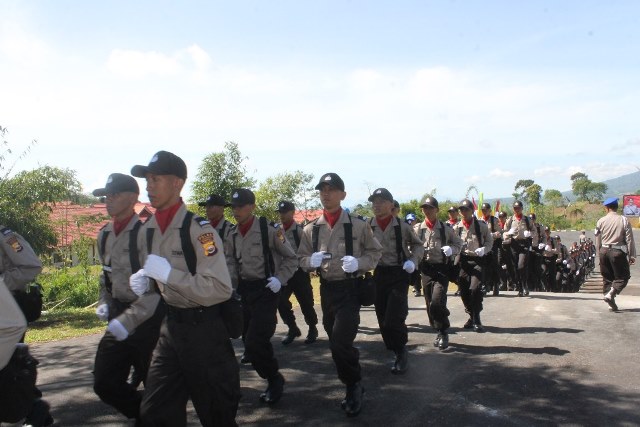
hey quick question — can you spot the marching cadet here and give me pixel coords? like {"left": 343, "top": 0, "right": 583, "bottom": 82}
{"left": 130, "top": 150, "right": 241, "bottom": 426}
{"left": 368, "top": 188, "right": 423, "bottom": 374}
{"left": 446, "top": 206, "right": 460, "bottom": 227}
{"left": 224, "top": 189, "right": 298, "bottom": 404}
{"left": 528, "top": 213, "right": 547, "bottom": 291}
{"left": 413, "top": 196, "right": 463, "bottom": 350}
{"left": 198, "top": 193, "right": 232, "bottom": 241}
{"left": 541, "top": 227, "right": 559, "bottom": 292}
{"left": 497, "top": 211, "right": 515, "bottom": 290}
{"left": 596, "top": 197, "right": 636, "bottom": 311}
{"left": 480, "top": 203, "right": 503, "bottom": 296}
{"left": 405, "top": 213, "right": 423, "bottom": 297}
{"left": 554, "top": 235, "right": 571, "bottom": 292}
{"left": 503, "top": 201, "right": 536, "bottom": 296}
{"left": 298, "top": 173, "right": 382, "bottom": 417}
{"left": 275, "top": 200, "right": 319, "bottom": 345}
{"left": 92, "top": 173, "right": 165, "bottom": 423}
{"left": 0, "top": 226, "right": 42, "bottom": 296}
{"left": 454, "top": 200, "right": 493, "bottom": 332}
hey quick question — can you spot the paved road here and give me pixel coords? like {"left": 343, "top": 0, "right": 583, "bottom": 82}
{"left": 30, "top": 271, "right": 640, "bottom": 426}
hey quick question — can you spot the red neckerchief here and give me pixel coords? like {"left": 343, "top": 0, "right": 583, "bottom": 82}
{"left": 425, "top": 218, "right": 436, "bottom": 230}
{"left": 448, "top": 219, "right": 457, "bottom": 226}
{"left": 210, "top": 217, "right": 222, "bottom": 229}
{"left": 499, "top": 219, "right": 506, "bottom": 228}
{"left": 483, "top": 215, "right": 491, "bottom": 223}
{"left": 113, "top": 213, "right": 134, "bottom": 236}
{"left": 283, "top": 220, "right": 295, "bottom": 231}
{"left": 515, "top": 214, "right": 523, "bottom": 221}
{"left": 238, "top": 216, "right": 255, "bottom": 237}
{"left": 155, "top": 200, "right": 183, "bottom": 234}
{"left": 323, "top": 208, "right": 342, "bottom": 228}
{"left": 376, "top": 215, "right": 393, "bottom": 231}
{"left": 462, "top": 218, "right": 472, "bottom": 229}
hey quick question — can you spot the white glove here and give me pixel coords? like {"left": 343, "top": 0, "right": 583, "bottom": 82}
{"left": 402, "top": 260, "right": 415, "bottom": 274}
{"left": 441, "top": 246, "right": 453, "bottom": 257}
{"left": 474, "top": 247, "right": 486, "bottom": 257}
{"left": 576, "top": 269, "right": 580, "bottom": 275}
{"left": 310, "top": 251, "right": 325, "bottom": 268}
{"left": 129, "top": 269, "right": 150, "bottom": 296}
{"left": 524, "top": 230, "right": 532, "bottom": 238}
{"left": 95, "top": 303, "right": 109, "bottom": 321}
{"left": 502, "top": 264, "right": 508, "bottom": 270}
{"left": 341, "top": 256, "right": 359, "bottom": 273}
{"left": 545, "top": 245, "right": 551, "bottom": 251}
{"left": 107, "top": 319, "right": 129, "bottom": 341}
{"left": 538, "top": 243, "right": 545, "bottom": 250}
{"left": 563, "top": 259, "right": 568, "bottom": 265}
{"left": 265, "top": 277, "right": 282, "bottom": 293}
{"left": 144, "top": 255, "right": 172, "bottom": 283}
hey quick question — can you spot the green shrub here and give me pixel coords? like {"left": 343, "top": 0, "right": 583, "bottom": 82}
{"left": 38, "top": 265, "right": 101, "bottom": 309}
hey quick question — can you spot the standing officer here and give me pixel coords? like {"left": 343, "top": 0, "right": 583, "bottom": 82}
{"left": 368, "top": 188, "right": 423, "bottom": 374}
{"left": 503, "top": 201, "right": 536, "bottom": 296}
{"left": 596, "top": 197, "right": 636, "bottom": 311}
{"left": 454, "top": 200, "right": 493, "bottom": 331}
{"left": 480, "top": 203, "right": 503, "bottom": 296}
{"left": 413, "top": 196, "right": 463, "bottom": 350}
{"left": 224, "top": 189, "right": 297, "bottom": 404}
{"left": 298, "top": 173, "right": 382, "bottom": 417}
{"left": 92, "top": 173, "right": 165, "bottom": 423}
{"left": 198, "top": 194, "right": 232, "bottom": 241}
{"left": 275, "top": 200, "right": 319, "bottom": 345}
{"left": 130, "top": 151, "right": 240, "bottom": 426}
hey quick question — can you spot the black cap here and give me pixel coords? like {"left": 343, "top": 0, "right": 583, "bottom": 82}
{"left": 131, "top": 151, "right": 187, "bottom": 180}
{"left": 544, "top": 226, "right": 550, "bottom": 231}
{"left": 198, "top": 194, "right": 229, "bottom": 207}
{"left": 368, "top": 188, "right": 394, "bottom": 202}
{"left": 276, "top": 200, "right": 295, "bottom": 212}
{"left": 92, "top": 173, "right": 139, "bottom": 197}
{"left": 393, "top": 200, "right": 400, "bottom": 209}
{"left": 481, "top": 202, "right": 491, "bottom": 210}
{"left": 459, "top": 199, "right": 474, "bottom": 210}
{"left": 315, "top": 173, "right": 345, "bottom": 191}
{"left": 529, "top": 213, "right": 537, "bottom": 220}
{"left": 498, "top": 211, "right": 507, "bottom": 217}
{"left": 447, "top": 206, "right": 458, "bottom": 213}
{"left": 420, "top": 196, "right": 439, "bottom": 209}
{"left": 229, "top": 188, "right": 255, "bottom": 206}
{"left": 513, "top": 200, "right": 523, "bottom": 208}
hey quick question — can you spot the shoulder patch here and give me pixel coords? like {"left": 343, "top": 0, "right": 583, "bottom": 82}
{"left": 193, "top": 215, "right": 210, "bottom": 227}
{"left": 6, "top": 236, "right": 23, "bottom": 252}
{"left": 197, "top": 232, "right": 218, "bottom": 256}
{"left": 276, "top": 227, "right": 286, "bottom": 243}
{"left": 1, "top": 227, "right": 13, "bottom": 236}
{"left": 271, "top": 222, "right": 280, "bottom": 229}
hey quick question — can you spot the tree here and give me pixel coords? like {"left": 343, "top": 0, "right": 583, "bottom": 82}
{"left": 190, "top": 141, "right": 256, "bottom": 205}
{"left": 513, "top": 179, "right": 534, "bottom": 201}
{"left": 543, "top": 189, "right": 565, "bottom": 207}
{"left": 570, "top": 173, "right": 608, "bottom": 203}
{"left": 253, "top": 171, "right": 317, "bottom": 222}
{"left": 524, "top": 183, "right": 542, "bottom": 207}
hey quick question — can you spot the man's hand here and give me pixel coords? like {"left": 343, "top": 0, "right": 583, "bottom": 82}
{"left": 441, "top": 246, "right": 453, "bottom": 257}
{"left": 310, "top": 251, "right": 325, "bottom": 268}
{"left": 402, "top": 260, "right": 415, "bottom": 274}
{"left": 265, "top": 277, "right": 282, "bottom": 293}
{"left": 630, "top": 257, "right": 636, "bottom": 266}
{"left": 341, "top": 256, "right": 359, "bottom": 273}
{"left": 107, "top": 319, "right": 129, "bottom": 341}
{"left": 129, "top": 269, "right": 150, "bottom": 296}
{"left": 144, "top": 255, "right": 172, "bottom": 283}
{"left": 95, "top": 304, "right": 109, "bottom": 321}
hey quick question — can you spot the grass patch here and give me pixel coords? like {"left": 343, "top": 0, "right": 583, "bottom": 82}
{"left": 25, "top": 307, "right": 105, "bottom": 343}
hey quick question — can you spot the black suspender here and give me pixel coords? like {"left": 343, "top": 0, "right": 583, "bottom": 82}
{"left": 146, "top": 212, "right": 197, "bottom": 276}
{"left": 129, "top": 220, "right": 143, "bottom": 273}
{"left": 292, "top": 227, "right": 300, "bottom": 248}
{"left": 259, "top": 217, "right": 275, "bottom": 278}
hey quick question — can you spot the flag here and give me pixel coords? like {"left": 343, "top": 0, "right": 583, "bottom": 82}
{"left": 495, "top": 199, "right": 501, "bottom": 215}
{"left": 477, "top": 193, "right": 483, "bottom": 218}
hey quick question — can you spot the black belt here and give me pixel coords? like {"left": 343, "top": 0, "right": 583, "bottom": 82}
{"left": 319, "top": 277, "right": 359, "bottom": 287}
{"left": 375, "top": 265, "right": 404, "bottom": 273}
{"left": 166, "top": 304, "right": 220, "bottom": 324}
{"left": 239, "top": 278, "right": 268, "bottom": 287}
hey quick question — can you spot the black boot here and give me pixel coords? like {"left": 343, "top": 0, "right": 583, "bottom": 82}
{"left": 473, "top": 312, "right": 484, "bottom": 332}
{"left": 282, "top": 324, "right": 302, "bottom": 345}
{"left": 391, "top": 347, "right": 408, "bottom": 374}
{"left": 341, "top": 382, "right": 364, "bottom": 417}
{"left": 438, "top": 332, "right": 449, "bottom": 350}
{"left": 260, "top": 372, "right": 285, "bottom": 404}
{"left": 304, "top": 325, "right": 318, "bottom": 344}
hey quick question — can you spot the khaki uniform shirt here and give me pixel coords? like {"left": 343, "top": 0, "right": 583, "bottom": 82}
{"left": 503, "top": 215, "right": 538, "bottom": 244}
{"left": 531, "top": 222, "right": 546, "bottom": 246}
{"left": 139, "top": 204, "right": 233, "bottom": 309}
{"left": 0, "top": 226, "right": 42, "bottom": 292}
{"left": 225, "top": 216, "right": 297, "bottom": 287}
{"left": 282, "top": 222, "right": 304, "bottom": 252}
{"left": 370, "top": 216, "right": 423, "bottom": 267}
{"left": 298, "top": 210, "right": 382, "bottom": 281}
{"left": 97, "top": 214, "right": 161, "bottom": 333}
{"left": 413, "top": 220, "right": 463, "bottom": 264}
{"left": 595, "top": 212, "right": 636, "bottom": 258}
{"left": 543, "top": 236, "right": 561, "bottom": 258}
{"left": 482, "top": 216, "right": 503, "bottom": 242}
{"left": 0, "top": 278, "right": 27, "bottom": 369}
{"left": 214, "top": 219, "right": 233, "bottom": 242}
{"left": 454, "top": 218, "right": 493, "bottom": 256}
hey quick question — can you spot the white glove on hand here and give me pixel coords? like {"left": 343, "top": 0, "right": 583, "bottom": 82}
{"left": 95, "top": 303, "right": 109, "bottom": 321}
{"left": 502, "top": 264, "right": 508, "bottom": 270}
{"left": 563, "top": 259, "right": 568, "bottom": 265}
{"left": 474, "top": 247, "right": 486, "bottom": 257}
{"left": 545, "top": 245, "right": 551, "bottom": 251}
{"left": 107, "top": 319, "right": 128, "bottom": 341}
{"left": 576, "top": 269, "right": 580, "bottom": 275}
{"left": 129, "top": 269, "right": 150, "bottom": 296}
{"left": 265, "top": 277, "right": 282, "bottom": 293}
{"left": 538, "top": 243, "right": 545, "bottom": 250}
{"left": 341, "top": 256, "right": 359, "bottom": 273}
{"left": 144, "top": 255, "right": 172, "bottom": 283}
{"left": 310, "top": 251, "right": 325, "bottom": 268}
{"left": 441, "top": 246, "right": 453, "bottom": 257}
{"left": 402, "top": 260, "right": 415, "bottom": 274}
{"left": 524, "top": 230, "right": 532, "bottom": 238}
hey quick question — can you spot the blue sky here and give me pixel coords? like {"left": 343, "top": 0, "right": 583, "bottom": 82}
{"left": 1, "top": 1, "right": 639, "bottom": 207}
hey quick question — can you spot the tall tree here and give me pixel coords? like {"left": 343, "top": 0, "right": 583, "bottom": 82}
{"left": 253, "top": 171, "right": 317, "bottom": 222}
{"left": 570, "top": 172, "right": 607, "bottom": 203}
{"left": 513, "top": 179, "right": 534, "bottom": 201}
{"left": 543, "top": 189, "right": 565, "bottom": 207}
{"left": 190, "top": 141, "right": 256, "bottom": 205}
{"left": 524, "top": 183, "right": 542, "bottom": 207}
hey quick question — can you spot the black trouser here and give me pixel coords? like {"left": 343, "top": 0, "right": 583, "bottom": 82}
{"left": 509, "top": 239, "right": 531, "bottom": 292}
{"left": 529, "top": 250, "right": 544, "bottom": 291}
{"left": 373, "top": 266, "right": 409, "bottom": 353}
{"left": 458, "top": 255, "right": 484, "bottom": 316}
{"left": 502, "top": 242, "right": 516, "bottom": 289}
{"left": 541, "top": 255, "right": 557, "bottom": 292}
{"left": 238, "top": 279, "right": 280, "bottom": 380}
{"left": 94, "top": 298, "right": 166, "bottom": 419}
{"left": 140, "top": 305, "right": 240, "bottom": 427}
{"left": 486, "top": 241, "right": 501, "bottom": 292}
{"left": 420, "top": 262, "right": 450, "bottom": 332}
{"left": 278, "top": 268, "right": 318, "bottom": 328}
{"left": 0, "top": 345, "right": 39, "bottom": 423}
{"left": 320, "top": 278, "right": 361, "bottom": 386}
{"left": 410, "top": 270, "right": 421, "bottom": 293}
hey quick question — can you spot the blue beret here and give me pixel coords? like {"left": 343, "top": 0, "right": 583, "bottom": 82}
{"left": 603, "top": 197, "right": 618, "bottom": 207}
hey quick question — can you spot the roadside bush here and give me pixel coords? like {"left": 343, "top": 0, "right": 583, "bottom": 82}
{"left": 38, "top": 265, "right": 101, "bottom": 309}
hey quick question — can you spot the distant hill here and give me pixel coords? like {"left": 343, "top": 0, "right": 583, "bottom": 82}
{"left": 561, "top": 170, "right": 640, "bottom": 201}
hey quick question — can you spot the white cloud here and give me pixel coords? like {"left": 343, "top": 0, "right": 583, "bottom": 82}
{"left": 489, "top": 168, "right": 514, "bottom": 178}
{"left": 534, "top": 166, "right": 563, "bottom": 177}
{"left": 107, "top": 49, "right": 183, "bottom": 79}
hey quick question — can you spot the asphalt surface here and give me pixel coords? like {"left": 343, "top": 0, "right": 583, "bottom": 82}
{"left": 27, "top": 228, "right": 640, "bottom": 426}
